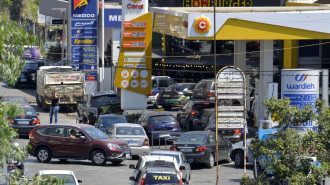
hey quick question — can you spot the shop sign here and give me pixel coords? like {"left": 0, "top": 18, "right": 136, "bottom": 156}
{"left": 104, "top": 9, "right": 122, "bottom": 28}
{"left": 71, "top": 0, "right": 97, "bottom": 19}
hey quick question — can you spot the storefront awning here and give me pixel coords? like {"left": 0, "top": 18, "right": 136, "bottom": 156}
{"left": 150, "top": 6, "right": 330, "bottom": 40}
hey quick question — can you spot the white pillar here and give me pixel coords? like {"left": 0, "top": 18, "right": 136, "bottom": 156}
{"left": 322, "top": 69, "right": 329, "bottom": 106}
{"left": 257, "top": 40, "right": 273, "bottom": 124}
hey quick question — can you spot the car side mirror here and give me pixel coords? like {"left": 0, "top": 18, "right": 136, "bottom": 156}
{"left": 78, "top": 179, "right": 83, "bottom": 183}
{"left": 129, "top": 176, "right": 136, "bottom": 181}
{"left": 129, "top": 164, "right": 136, "bottom": 169}
{"left": 79, "top": 136, "right": 86, "bottom": 140}
{"left": 182, "top": 178, "right": 187, "bottom": 183}
{"left": 179, "top": 166, "right": 186, "bottom": 171}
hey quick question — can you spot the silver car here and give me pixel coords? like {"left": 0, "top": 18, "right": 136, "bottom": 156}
{"left": 107, "top": 123, "right": 150, "bottom": 156}
{"left": 149, "top": 150, "right": 191, "bottom": 184}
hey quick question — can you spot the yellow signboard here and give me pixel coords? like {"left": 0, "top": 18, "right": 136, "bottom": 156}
{"left": 114, "top": 13, "right": 152, "bottom": 95}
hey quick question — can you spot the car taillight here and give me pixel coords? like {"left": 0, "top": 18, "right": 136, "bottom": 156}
{"left": 29, "top": 131, "right": 34, "bottom": 139}
{"left": 177, "top": 173, "right": 183, "bottom": 185}
{"left": 190, "top": 111, "right": 199, "bottom": 115}
{"left": 171, "top": 122, "right": 179, "bottom": 127}
{"left": 234, "top": 129, "right": 241, "bottom": 134}
{"left": 170, "top": 146, "right": 177, "bottom": 151}
{"left": 143, "top": 139, "right": 149, "bottom": 146}
{"left": 208, "top": 92, "right": 215, "bottom": 98}
{"left": 150, "top": 90, "right": 153, "bottom": 96}
{"left": 140, "top": 174, "right": 146, "bottom": 185}
{"left": 195, "top": 147, "right": 206, "bottom": 152}
{"left": 8, "top": 118, "right": 14, "bottom": 124}
{"left": 32, "top": 119, "right": 40, "bottom": 125}
{"left": 173, "top": 94, "right": 180, "bottom": 99}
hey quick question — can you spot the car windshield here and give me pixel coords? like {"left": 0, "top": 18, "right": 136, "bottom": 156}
{"left": 2, "top": 97, "right": 28, "bottom": 105}
{"left": 144, "top": 173, "right": 178, "bottom": 184}
{"left": 21, "top": 107, "right": 37, "bottom": 116}
{"left": 177, "top": 134, "right": 207, "bottom": 144}
{"left": 82, "top": 127, "right": 109, "bottom": 139}
{"left": 116, "top": 126, "right": 145, "bottom": 136}
{"left": 148, "top": 116, "right": 175, "bottom": 124}
{"left": 41, "top": 174, "right": 76, "bottom": 185}
{"left": 100, "top": 117, "right": 127, "bottom": 129}
{"left": 23, "top": 62, "right": 39, "bottom": 71}
{"left": 192, "top": 103, "right": 215, "bottom": 111}
{"left": 145, "top": 161, "right": 175, "bottom": 168}
{"left": 91, "top": 95, "right": 120, "bottom": 107}
{"left": 149, "top": 153, "right": 180, "bottom": 164}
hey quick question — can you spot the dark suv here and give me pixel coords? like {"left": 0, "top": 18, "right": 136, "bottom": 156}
{"left": 177, "top": 100, "right": 215, "bottom": 131}
{"left": 77, "top": 91, "right": 121, "bottom": 124}
{"left": 13, "top": 60, "right": 43, "bottom": 88}
{"left": 28, "top": 124, "right": 130, "bottom": 165}
{"left": 192, "top": 79, "right": 215, "bottom": 101}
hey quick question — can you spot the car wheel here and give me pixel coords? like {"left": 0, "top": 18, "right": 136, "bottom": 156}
{"left": 36, "top": 95, "right": 41, "bottom": 107}
{"left": 91, "top": 150, "right": 106, "bottom": 166}
{"left": 206, "top": 153, "right": 214, "bottom": 168}
{"left": 37, "top": 147, "right": 52, "bottom": 163}
{"left": 111, "top": 160, "right": 123, "bottom": 165}
{"left": 234, "top": 150, "right": 244, "bottom": 168}
{"left": 41, "top": 97, "right": 48, "bottom": 110}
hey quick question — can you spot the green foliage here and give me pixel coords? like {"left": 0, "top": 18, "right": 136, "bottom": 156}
{"left": 47, "top": 45, "right": 62, "bottom": 60}
{"left": 100, "top": 105, "right": 123, "bottom": 115}
{"left": 0, "top": 14, "right": 37, "bottom": 86}
{"left": 240, "top": 176, "right": 254, "bottom": 185}
{"left": 125, "top": 113, "right": 142, "bottom": 123}
{"left": 249, "top": 98, "right": 330, "bottom": 184}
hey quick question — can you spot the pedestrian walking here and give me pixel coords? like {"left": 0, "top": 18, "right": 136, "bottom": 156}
{"left": 50, "top": 92, "right": 59, "bottom": 124}
{"left": 80, "top": 110, "right": 90, "bottom": 124}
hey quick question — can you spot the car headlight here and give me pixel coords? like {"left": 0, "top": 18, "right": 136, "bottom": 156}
{"left": 108, "top": 143, "right": 120, "bottom": 150}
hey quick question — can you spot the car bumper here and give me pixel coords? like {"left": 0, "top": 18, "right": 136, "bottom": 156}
{"left": 129, "top": 146, "right": 150, "bottom": 156}
{"left": 147, "top": 96, "right": 156, "bottom": 103}
{"left": 184, "top": 152, "right": 208, "bottom": 164}
{"left": 106, "top": 150, "right": 131, "bottom": 161}
{"left": 223, "top": 134, "right": 242, "bottom": 143}
{"left": 11, "top": 125, "right": 38, "bottom": 135}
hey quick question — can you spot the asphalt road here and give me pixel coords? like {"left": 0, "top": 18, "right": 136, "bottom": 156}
{"left": 0, "top": 82, "right": 254, "bottom": 185}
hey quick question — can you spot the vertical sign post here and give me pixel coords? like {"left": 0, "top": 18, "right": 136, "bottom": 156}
{"left": 216, "top": 66, "right": 246, "bottom": 175}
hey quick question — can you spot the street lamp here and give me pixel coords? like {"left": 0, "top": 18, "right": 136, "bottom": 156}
{"left": 52, "top": 8, "right": 66, "bottom": 66}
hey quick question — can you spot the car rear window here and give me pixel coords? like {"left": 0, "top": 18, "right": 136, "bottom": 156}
{"left": 91, "top": 95, "right": 119, "bottom": 107}
{"left": 192, "top": 103, "right": 215, "bottom": 111}
{"left": 23, "top": 62, "right": 39, "bottom": 71}
{"left": 101, "top": 117, "right": 127, "bottom": 128}
{"left": 37, "top": 128, "right": 51, "bottom": 135}
{"left": 145, "top": 161, "right": 175, "bottom": 168}
{"left": 148, "top": 115, "right": 175, "bottom": 124}
{"left": 2, "top": 97, "right": 28, "bottom": 105}
{"left": 41, "top": 174, "right": 76, "bottom": 185}
{"left": 21, "top": 107, "right": 38, "bottom": 116}
{"left": 116, "top": 126, "right": 145, "bottom": 136}
{"left": 177, "top": 134, "right": 207, "bottom": 144}
{"left": 149, "top": 153, "right": 180, "bottom": 164}
{"left": 144, "top": 173, "right": 178, "bottom": 184}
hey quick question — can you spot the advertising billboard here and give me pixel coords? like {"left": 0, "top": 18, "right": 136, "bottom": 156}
{"left": 281, "top": 69, "right": 319, "bottom": 131}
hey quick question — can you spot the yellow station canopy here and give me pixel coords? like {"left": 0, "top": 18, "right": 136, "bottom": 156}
{"left": 150, "top": 6, "right": 330, "bottom": 40}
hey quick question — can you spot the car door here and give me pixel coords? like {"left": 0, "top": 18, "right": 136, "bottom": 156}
{"left": 206, "top": 133, "right": 217, "bottom": 160}
{"left": 218, "top": 135, "right": 231, "bottom": 160}
{"left": 180, "top": 153, "right": 191, "bottom": 180}
{"left": 63, "top": 127, "right": 91, "bottom": 158}
{"left": 47, "top": 127, "right": 69, "bottom": 157}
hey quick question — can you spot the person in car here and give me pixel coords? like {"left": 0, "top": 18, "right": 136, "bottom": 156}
{"left": 70, "top": 130, "right": 77, "bottom": 139}
{"left": 49, "top": 92, "right": 59, "bottom": 124}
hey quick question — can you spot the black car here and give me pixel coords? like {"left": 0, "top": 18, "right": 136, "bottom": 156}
{"left": 177, "top": 100, "right": 215, "bottom": 131}
{"left": 13, "top": 60, "right": 41, "bottom": 88}
{"left": 137, "top": 112, "right": 181, "bottom": 141}
{"left": 193, "top": 108, "right": 242, "bottom": 143}
{"left": 170, "top": 131, "right": 232, "bottom": 168}
{"left": 94, "top": 114, "right": 128, "bottom": 132}
{"left": 192, "top": 79, "right": 215, "bottom": 101}
{"left": 156, "top": 83, "right": 196, "bottom": 111}
{"left": 129, "top": 166, "right": 186, "bottom": 185}
{"left": 77, "top": 91, "right": 121, "bottom": 125}
{"left": 8, "top": 105, "right": 40, "bottom": 136}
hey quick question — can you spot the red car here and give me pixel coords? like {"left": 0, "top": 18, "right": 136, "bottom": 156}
{"left": 28, "top": 124, "right": 131, "bottom": 166}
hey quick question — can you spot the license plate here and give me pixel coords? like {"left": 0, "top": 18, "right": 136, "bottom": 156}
{"left": 18, "top": 121, "right": 29, "bottom": 124}
{"left": 197, "top": 93, "right": 203, "bottom": 96}
{"left": 163, "top": 95, "right": 170, "bottom": 98}
{"left": 127, "top": 141, "right": 137, "bottom": 145}
{"left": 125, "top": 152, "right": 131, "bottom": 158}
{"left": 180, "top": 148, "right": 192, "bottom": 152}
{"left": 20, "top": 78, "right": 27, "bottom": 82}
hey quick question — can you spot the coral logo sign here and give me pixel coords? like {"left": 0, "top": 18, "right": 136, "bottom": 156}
{"left": 295, "top": 74, "right": 308, "bottom": 82}
{"left": 193, "top": 16, "right": 211, "bottom": 35}
{"left": 74, "top": 0, "right": 88, "bottom": 10}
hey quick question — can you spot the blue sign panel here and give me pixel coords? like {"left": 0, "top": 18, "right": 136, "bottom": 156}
{"left": 71, "top": 38, "right": 97, "bottom": 45}
{"left": 72, "top": 20, "right": 97, "bottom": 28}
{"left": 82, "top": 65, "right": 97, "bottom": 70}
{"left": 72, "top": 46, "right": 97, "bottom": 53}
{"left": 72, "top": 29, "right": 97, "bottom": 37}
{"left": 104, "top": 9, "right": 122, "bottom": 28}
{"left": 71, "top": 0, "right": 97, "bottom": 20}
{"left": 71, "top": 56, "right": 97, "bottom": 64}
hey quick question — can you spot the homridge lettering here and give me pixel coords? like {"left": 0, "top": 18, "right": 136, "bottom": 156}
{"left": 287, "top": 83, "right": 315, "bottom": 90}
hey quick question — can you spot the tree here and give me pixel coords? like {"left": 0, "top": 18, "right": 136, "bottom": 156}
{"left": 243, "top": 98, "right": 329, "bottom": 184}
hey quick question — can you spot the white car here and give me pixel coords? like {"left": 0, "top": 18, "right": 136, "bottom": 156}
{"left": 36, "top": 170, "right": 82, "bottom": 185}
{"left": 107, "top": 123, "right": 150, "bottom": 156}
{"left": 129, "top": 155, "right": 180, "bottom": 184}
{"left": 230, "top": 139, "right": 254, "bottom": 168}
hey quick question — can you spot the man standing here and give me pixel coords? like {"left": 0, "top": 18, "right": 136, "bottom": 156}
{"left": 50, "top": 92, "right": 59, "bottom": 124}
{"left": 80, "top": 110, "right": 90, "bottom": 124}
